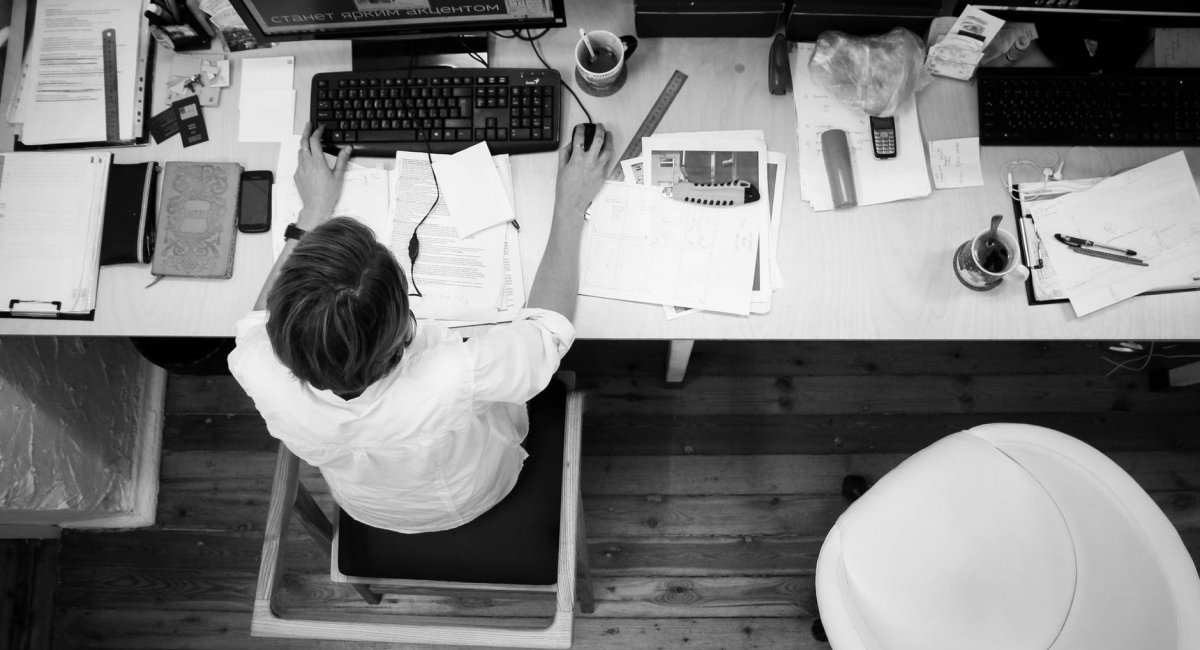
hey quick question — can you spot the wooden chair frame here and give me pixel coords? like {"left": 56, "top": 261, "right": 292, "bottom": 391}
{"left": 252, "top": 389, "right": 592, "bottom": 648}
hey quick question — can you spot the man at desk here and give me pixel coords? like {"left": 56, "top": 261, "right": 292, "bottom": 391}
{"left": 227, "top": 122, "right": 612, "bottom": 533}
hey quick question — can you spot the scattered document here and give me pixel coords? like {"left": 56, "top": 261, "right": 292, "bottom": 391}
{"left": 1029, "top": 152, "right": 1200, "bottom": 317}
{"left": 792, "top": 43, "right": 932, "bottom": 212}
{"left": 433, "top": 142, "right": 516, "bottom": 238}
{"left": 392, "top": 151, "right": 507, "bottom": 322}
{"left": 924, "top": 5, "right": 1005, "bottom": 80}
{"left": 238, "top": 57, "right": 295, "bottom": 143}
{"left": 642, "top": 130, "right": 774, "bottom": 312}
{"left": 580, "top": 182, "right": 761, "bottom": 316}
{"left": 929, "top": 137, "right": 984, "bottom": 189}
{"left": 15, "top": 0, "right": 147, "bottom": 145}
{"left": 0, "top": 153, "right": 111, "bottom": 316}
{"left": 1155, "top": 28, "right": 1200, "bottom": 67}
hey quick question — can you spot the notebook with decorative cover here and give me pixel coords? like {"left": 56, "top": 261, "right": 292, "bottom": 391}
{"left": 152, "top": 161, "right": 241, "bottom": 279}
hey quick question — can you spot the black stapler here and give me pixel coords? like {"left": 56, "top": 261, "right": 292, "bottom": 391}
{"left": 769, "top": 33, "right": 792, "bottom": 96}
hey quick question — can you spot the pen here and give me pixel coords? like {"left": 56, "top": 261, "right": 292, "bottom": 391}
{"left": 1054, "top": 233, "right": 1137, "bottom": 256}
{"left": 1066, "top": 245, "right": 1148, "bottom": 266}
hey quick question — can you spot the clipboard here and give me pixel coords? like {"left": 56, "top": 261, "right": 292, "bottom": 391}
{"left": 10, "top": 14, "right": 154, "bottom": 150}
{"left": 0, "top": 152, "right": 111, "bottom": 321}
{"left": 1011, "top": 180, "right": 1200, "bottom": 306}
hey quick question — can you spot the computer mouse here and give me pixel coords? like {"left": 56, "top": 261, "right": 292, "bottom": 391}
{"left": 578, "top": 123, "right": 597, "bottom": 151}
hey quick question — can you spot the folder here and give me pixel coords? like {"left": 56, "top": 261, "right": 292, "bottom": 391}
{"left": 0, "top": 152, "right": 112, "bottom": 320}
{"left": 100, "top": 162, "right": 159, "bottom": 266}
{"left": 10, "top": 0, "right": 153, "bottom": 149}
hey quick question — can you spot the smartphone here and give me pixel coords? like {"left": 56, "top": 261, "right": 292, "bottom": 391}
{"left": 238, "top": 170, "right": 273, "bottom": 233}
{"left": 869, "top": 115, "right": 897, "bottom": 160}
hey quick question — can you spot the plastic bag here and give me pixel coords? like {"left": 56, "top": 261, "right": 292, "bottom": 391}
{"left": 808, "top": 27, "right": 930, "bottom": 117}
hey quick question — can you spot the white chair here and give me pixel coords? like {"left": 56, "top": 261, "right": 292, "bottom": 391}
{"left": 815, "top": 423, "right": 1200, "bottom": 650}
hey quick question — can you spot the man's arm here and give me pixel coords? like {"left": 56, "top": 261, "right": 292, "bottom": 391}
{"left": 252, "top": 123, "right": 352, "bottom": 311}
{"left": 527, "top": 123, "right": 613, "bottom": 322}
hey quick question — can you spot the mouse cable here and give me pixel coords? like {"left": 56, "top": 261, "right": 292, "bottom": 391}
{"left": 525, "top": 31, "right": 592, "bottom": 123}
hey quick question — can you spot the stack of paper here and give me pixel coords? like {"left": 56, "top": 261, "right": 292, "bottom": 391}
{"left": 582, "top": 130, "right": 784, "bottom": 318}
{"left": 12, "top": 0, "right": 149, "bottom": 145}
{"left": 790, "top": 43, "right": 931, "bottom": 212}
{"left": 239, "top": 57, "right": 296, "bottom": 143}
{"left": 1028, "top": 152, "right": 1200, "bottom": 317}
{"left": 273, "top": 142, "right": 522, "bottom": 326}
{"left": 0, "top": 152, "right": 112, "bottom": 317}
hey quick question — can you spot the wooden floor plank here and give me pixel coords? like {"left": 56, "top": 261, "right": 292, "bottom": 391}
{"left": 583, "top": 413, "right": 1200, "bottom": 455}
{"left": 54, "top": 608, "right": 820, "bottom": 650}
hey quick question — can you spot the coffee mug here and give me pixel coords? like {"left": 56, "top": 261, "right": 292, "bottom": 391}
{"left": 953, "top": 225, "right": 1030, "bottom": 291}
{"left": 575, "top": 30, "right": 638, "bottom": 96}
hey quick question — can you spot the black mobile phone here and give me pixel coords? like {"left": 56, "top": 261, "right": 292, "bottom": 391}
{"left": 869, "top": 115, "right": 897, "bottom": 159}
{"left": 237, "top": 170, "right": 273, "bottom": 233}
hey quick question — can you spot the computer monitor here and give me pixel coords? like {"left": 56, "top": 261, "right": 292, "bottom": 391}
{"left": 955, "top": 1, "right": 1200, "bottom": 69}
{"left": 229, "top": 0, "right": 566, "bottom": 67}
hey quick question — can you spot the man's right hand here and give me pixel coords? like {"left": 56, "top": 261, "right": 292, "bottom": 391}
{"left": 554, "top": 122, "right": 613, "bottom": 215}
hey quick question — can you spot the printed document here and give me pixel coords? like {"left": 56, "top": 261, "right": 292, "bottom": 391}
{"left": 580, "top": 182, "right": 760, "bottom": 316}
{"left": 17, "top": 0, "right": 145, "bottom": 144}
{"left": 1029, "top": 152, "right": 1200, "bottom": 317}
{"left": 391, "top": 151, "right": 506, "bottom": 322}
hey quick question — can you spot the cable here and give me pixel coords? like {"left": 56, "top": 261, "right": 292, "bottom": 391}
{"left": 526, "top": 31, "right": 592, "bottom": 123}
{"left": 1099, "top": 341, "right": 1200, "bottom": 377}
{"left": 406, "top": 139, "right": 441, "bottom": 298}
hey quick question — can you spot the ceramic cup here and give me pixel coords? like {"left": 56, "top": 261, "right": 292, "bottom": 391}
{"left": 953, "top": 225, "right": 1030, "bottom": 291}
{"left": 575, "top": 30, "right": 638, "bottom": 96}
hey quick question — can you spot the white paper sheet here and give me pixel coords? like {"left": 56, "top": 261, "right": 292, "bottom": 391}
{"left": 642, "top": 130, "right": 773, "bottom": 312}
{"left": 239, "top": 89, "right": 296, "bottom": 143}
{"left": 1030, "top": 152, "right": 1200, "bottom": 317}
{"left": 0, "top": 153, "right": 110, "bottom": 314}
{"left": 580, "top": 182, "right": 760, "bottom": 316}
{"left": 930, "top": 137, "right": 984, "bottom": 189}
{"left": 1154, "top": 28, "right": 1200, "bottom": 67}
{"left": 240, "top": 56, "right": 295, "bottom": 89}
{"left": 392, "top": 151, "right": 507, "bottom": 322}
{"left": 17, "top": 0, "right": 145, "bottom": 144}
{"left": 792, "top": 43, "right": 932, "bottom": 212}
{"left": 432, "top": 142, "right": 517, "bottom": 239}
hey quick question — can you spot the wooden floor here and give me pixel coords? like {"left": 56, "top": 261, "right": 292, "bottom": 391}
{"left": 14, "top": 341, "right": 1200, "bottom": 649}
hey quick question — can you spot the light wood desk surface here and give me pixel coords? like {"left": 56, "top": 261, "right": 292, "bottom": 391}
{"left": 2, "top": 0, "right": 1198, "bottom": 340}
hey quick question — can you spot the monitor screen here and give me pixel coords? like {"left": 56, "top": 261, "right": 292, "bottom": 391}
{"left": 230, "top": 0, "right": 566, "bottom": 42}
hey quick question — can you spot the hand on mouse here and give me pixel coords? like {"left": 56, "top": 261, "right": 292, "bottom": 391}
{"left": 555, "top": 122, "right": 613, "bottom": 214}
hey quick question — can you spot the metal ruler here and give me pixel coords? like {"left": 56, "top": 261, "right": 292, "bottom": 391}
{"left": 609, "top": 69, "right": 687, "bottom": 181}
{"left": 101, "top": 28, "right": 119, "bottom": 143}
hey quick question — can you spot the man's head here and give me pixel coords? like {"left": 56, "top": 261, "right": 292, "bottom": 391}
{"left": 266, "top": 217, "right": 412, "bottom": 396}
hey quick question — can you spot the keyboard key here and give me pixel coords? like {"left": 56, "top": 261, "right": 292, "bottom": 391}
{"left": 359, "top": 130, "right": 417, "bottom": 142}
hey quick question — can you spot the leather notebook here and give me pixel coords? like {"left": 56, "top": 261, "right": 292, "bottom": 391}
{"left": 152, "top": 161, "right": 242, "bottom": 279}
{"left": 100, "top": 162, "right": 159, "bottom": 265}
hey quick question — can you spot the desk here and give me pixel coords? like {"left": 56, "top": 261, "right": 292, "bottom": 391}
{"left": 2, "top": 0, "right": 1198, "bottom": 346}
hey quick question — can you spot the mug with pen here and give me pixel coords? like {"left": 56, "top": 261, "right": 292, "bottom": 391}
{"left": 575, "top": 29, "right": 638, "bottom": 96}
{"left": 953, "top": 214, "right": 1030, "bottom": 291}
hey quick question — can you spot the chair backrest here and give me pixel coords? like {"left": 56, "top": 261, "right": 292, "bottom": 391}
{"left": 815, "top": 423, "right": 1200, "bottom": 650}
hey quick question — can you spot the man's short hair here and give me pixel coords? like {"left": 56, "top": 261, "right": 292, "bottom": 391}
{"left": 266, "top": 217, "right": 412, "bottom": 396}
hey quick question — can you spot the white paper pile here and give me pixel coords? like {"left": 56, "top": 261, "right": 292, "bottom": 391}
{"left": 791, "top": 43, "right": 931, "bottom": 211}
{"left": 238, "top": 57, "right": 296, "bottom": 143}
{"left": 582, "top": 130, "right": 785, "bottom": 318}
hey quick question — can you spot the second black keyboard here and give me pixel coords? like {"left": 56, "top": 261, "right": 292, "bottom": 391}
{"left": 977, "top": 68, "right": 1200, "bottom": 147}
{"left": 311, "top": 68, "right": 560, "bottom": 156}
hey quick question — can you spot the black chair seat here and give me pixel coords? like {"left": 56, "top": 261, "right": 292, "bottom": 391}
{"left": 336, "top": 380, "right": 567, "bottom": 586}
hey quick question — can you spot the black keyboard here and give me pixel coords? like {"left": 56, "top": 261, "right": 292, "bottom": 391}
{"left": 311, "top": 68, "right": 560, "bottom": 156}
{"left": 977, "top": 68, "right": 1200, "bottom": 147}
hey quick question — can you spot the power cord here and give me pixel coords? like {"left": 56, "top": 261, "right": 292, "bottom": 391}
{"left": 1100, "top": 341, "right": 1200, "bottom": 377}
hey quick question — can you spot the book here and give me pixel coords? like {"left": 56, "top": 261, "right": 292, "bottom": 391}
{"left": 152, "top": 161, "right": 242, "bottom": 279}
{"left": 100, "top": 163, "right": 159, "bottom": 266}
{"left": 0, "top": 152, "right": 112, "bottom": 319}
